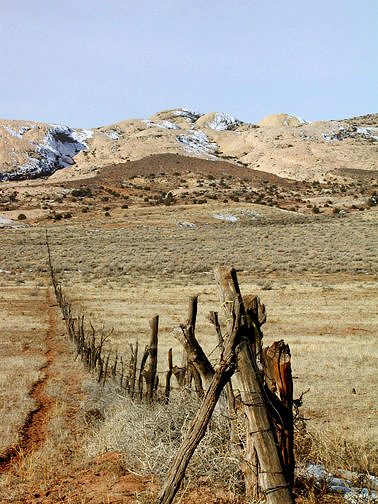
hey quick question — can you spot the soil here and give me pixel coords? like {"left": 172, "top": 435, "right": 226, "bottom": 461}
{"left": 69, "top": 153, "right": 303, "bottom": 189}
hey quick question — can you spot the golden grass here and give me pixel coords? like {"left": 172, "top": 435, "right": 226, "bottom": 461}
{"left": 60, "top": 272, "right": 377, "bottom": 450}
{"left": 0, "top": 282, "right": 48, "bottom": 454}
{"left": 0, "top": 202, "right": 376, "bottom": 502}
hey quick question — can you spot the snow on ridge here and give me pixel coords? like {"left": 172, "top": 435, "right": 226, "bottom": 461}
{"left": 42, "top": 124, "right": 90, "bottom": 164}
{"left": 321, "top": 124, "right": 378, "bottom": 142}
{"left": 292, "top": 114, "right": 308, "bottom": 124}
{"left": 100, "top": 126, "right": 122, "bottom": 140}
{"left": 356, "top": 127, "right": 378, "bottom": 141}
{"left": 1, "top": 124, "right": 35, "bottom": 138}
{"left": 176, "top": 130, "right": 218, "bottom": 159}
{"left": 207, "top": 112, "right": 241, "bottom": 131}
{"left": 143, "top": 119, "right": 181, "bottom": 130}
{"left": 172, "top": 109, "right": 204, "bottom": 123}
{"left": 0, "top": 124, "right": 92, "bottom": 181}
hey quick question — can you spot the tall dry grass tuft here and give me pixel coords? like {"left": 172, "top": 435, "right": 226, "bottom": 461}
{"left": 84, "top": 382, "right": 245, "bottom": 494}
{"left": 294, "top": 418, "right": 378, "bottom": 477}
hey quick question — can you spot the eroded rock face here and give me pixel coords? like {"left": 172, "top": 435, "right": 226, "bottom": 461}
{"left": 1, "top": 110, "right": 377, "bottom": 183}
{"left": 0, "top": 121, "right": 93, "bottom": 181}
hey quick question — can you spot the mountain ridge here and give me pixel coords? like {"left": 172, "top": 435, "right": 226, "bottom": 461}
{"left": 1, "top": 109, "right": 377, "bottom": 183}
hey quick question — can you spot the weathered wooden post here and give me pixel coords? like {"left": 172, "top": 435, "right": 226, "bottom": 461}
{"left": 145, "top": 315, "right": 159, "bottom": 401}
{"left": 156, "top": 297, "right": 242, "bottom": 504}
{"left": 129, "top": 341, "right": 138, "bottom": 398}
{"left": 165, "top": 348, "right": 173, "bottom": 402}
{"left": 138, "top": 345, "right": 149, "bottom": 399}
{"left": 214, "top": 266, "right": 294, "bottom": 504}
{"left": 173, "top": 295, "right": 214, "bottom": 390}
{"left": 263, "top": 340, "right": 294, "bottom": 487}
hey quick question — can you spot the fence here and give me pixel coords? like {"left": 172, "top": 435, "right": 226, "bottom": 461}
{"left": 46, "top": 233, "right": 295, "bottom": 504}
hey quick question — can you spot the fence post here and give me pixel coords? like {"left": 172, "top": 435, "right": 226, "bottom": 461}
{"left": 146, "top": 315, "right": 159, "bottom": 401}
{"left": 156, "top": 297, "right": 242, "bottom": 504}
{"left": 214, "top": 266, "right": 294, "bottom": 504}
{"left": 263, "top": 340, "right": 294, "bottom": 487}
{"left": 165, "top": 348, "right": 173, "bottom": 402}
{"left": 173, "top": 295, "right": 214, "bottom": 389}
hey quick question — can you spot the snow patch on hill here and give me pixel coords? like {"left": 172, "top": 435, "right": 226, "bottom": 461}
{"left": 99, "top": 126, "right": 122, "bottom": 140}
{"left": 143, "top": 119, "right": 181, "bottom": 130}
{"left": 321, "top": 124, "right": 378, "bottom": 142}
{"left": 173, "top": 108, "right": 203, "bottom": 123}
{"left": 176, "top": 130, "right": 218, "bottom": 159}
{"left": 207, "top": 112, "right": 240, "bottom": 130}
{"left": 356, "top": 127, "right": 378, "bottom": 141}
{"left": 0, "top": 125, "right": 93, "bottom": 181}
{"left": 1, "top": 124, "right": 35, "bottom": 138}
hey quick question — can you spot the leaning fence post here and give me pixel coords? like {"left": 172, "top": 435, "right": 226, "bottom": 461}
{"left": 138, "top": 345, "right": 149, "bottom": 400}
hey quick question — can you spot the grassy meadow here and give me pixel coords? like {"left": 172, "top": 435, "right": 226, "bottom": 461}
{"left": 0, "top": 200, "right": 377, "bottom": 501}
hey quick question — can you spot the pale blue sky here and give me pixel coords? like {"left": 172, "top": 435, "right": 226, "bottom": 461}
{"left": 1, "top": 0, "right": 377, "bottom": 128}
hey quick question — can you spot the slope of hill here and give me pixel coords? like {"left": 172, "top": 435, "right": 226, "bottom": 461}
{"left": 1, "top": 109, "right": 377, "bottom": 184}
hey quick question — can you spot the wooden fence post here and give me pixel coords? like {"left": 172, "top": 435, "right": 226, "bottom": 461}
{"left": 138, "top": 345, "right": 149, "bottom": 400}
{"left": 145, "top": 315, "right": 159, "bottom": 401}
{"left": 263, "top": 340, "right": 294, "bottom": 487}
{"left": 165, "top": 348, "right": 173, "bottom": 402}
{"left": 173, "top": 295, "right": 214, "bottom": 389}
{"left": 214, "top": 266, "right": 294, "bottom": 504}
{"left": 129, "top": 341, "right": 138, "bottom": 398}
{"left": 156, "top": 297, "right": 242, "bottom": 504}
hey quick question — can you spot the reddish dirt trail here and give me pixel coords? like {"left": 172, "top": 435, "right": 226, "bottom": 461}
{"left": 0, "top": 288, "right": 57, "bottom": 473}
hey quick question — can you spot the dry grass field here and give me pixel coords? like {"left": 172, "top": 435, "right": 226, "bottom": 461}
{"left": 0, "top": 283, "right": 48, "bottom": 455}
{"left": 0, "top": 194, "right": 377, "bottom": 502}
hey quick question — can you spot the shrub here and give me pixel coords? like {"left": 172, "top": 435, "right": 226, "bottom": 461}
{"left": 72, "top": 187, "right": 92, "bottom": 198}
{"left": 17, "top": 213, "right": 27, "bottom": 220}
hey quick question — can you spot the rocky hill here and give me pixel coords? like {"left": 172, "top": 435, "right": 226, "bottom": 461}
{"left": 1, "top": 109, "right": 377, "bottom": 183}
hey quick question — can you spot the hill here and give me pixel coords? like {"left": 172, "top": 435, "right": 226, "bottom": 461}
{"left": 1, "top": 109, "right": 377, "bottom": 185}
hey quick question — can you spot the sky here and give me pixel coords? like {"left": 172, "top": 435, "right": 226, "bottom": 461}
{"left": 1, "top": 0, "right": 377, "bottom": 128}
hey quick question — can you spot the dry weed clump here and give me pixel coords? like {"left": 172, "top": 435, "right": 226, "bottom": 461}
{"left": 84, "top": 383, "right": 244, "bottom": 493}
{"left": 294, "top": 420, "right": 378, "bottom": 478}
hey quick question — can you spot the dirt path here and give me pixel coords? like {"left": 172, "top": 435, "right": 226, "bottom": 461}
{"left": 0, "top": 288, "right": 56, "bottom": 473}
